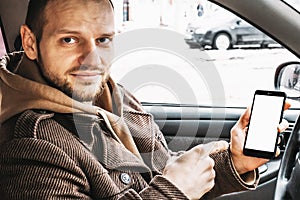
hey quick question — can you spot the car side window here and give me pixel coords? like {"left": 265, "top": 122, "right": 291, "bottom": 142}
{"left": 110, "top": 0, "right": 299, "bottom": 108}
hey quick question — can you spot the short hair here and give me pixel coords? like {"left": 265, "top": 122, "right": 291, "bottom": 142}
{"left": 25, "top": 0, "right": 114, "bottom": 41}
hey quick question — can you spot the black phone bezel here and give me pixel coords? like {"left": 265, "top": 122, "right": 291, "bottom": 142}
{"left": 243, "top": 90, "right": 286, "bottom": 159}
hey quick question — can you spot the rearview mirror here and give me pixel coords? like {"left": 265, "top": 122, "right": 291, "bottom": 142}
{"left": 274, "top": 61, "right": 300, "bottom": 100}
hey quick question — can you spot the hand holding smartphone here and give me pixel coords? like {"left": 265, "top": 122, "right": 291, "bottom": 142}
{"left": 243, "top": 90, "right": 286, "bottom": 159}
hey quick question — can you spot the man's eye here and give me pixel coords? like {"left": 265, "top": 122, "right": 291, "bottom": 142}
{"left": 97, "top": 37, "right": 111, "bottom": 44}
{"left": 62, "top": 37, "right": 76, "bottom": 44}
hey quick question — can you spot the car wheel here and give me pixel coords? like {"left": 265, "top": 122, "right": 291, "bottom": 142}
{"left": 213, "top": 33, "right": 232, "bottom": 50}
{"left": 260, "top": 43, "right": 268, "bottom": 48}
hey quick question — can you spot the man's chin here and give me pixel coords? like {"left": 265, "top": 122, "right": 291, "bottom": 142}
{"left": 61, "top": 77, "right": 108, "bottom": 102}
{"left": 71, "top": 86, "right": 104, "bottom": 102}
{"left": 71, "top": 92, "right": 95, "bottom": 102}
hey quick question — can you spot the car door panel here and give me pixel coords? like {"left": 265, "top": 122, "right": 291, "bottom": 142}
{"left": 233, "top": 19, "right": 264, "bottom": 44}
{"left": 144, "top": 104, "right": 239, "bottom": 148}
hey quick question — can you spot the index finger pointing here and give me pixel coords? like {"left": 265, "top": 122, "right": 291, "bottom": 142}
{"left": 198, "top": 141, "right": 229, "bottom": 159}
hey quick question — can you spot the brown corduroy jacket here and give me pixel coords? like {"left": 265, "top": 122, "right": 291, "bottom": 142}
{"left": 0, "top": 104, "right": 258, "bottom": 199}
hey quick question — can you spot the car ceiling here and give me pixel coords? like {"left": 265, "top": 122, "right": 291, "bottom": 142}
{"left": 211, "top": 0, "right": 300, "bottom": 58}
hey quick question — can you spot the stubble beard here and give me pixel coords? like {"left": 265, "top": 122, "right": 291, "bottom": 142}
{"left": 36, "top": 60, "right": 109, "bottom": 103}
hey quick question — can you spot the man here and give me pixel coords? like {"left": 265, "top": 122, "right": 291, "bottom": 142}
{"left": 0, "top": 0, "right": 289, "bottom": 199}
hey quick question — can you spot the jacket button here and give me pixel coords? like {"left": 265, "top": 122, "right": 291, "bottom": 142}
{"left": 120, "top": 173, "right": 131, "bottom": 185}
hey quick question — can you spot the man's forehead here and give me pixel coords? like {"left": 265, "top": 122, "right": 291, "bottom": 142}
{"left": 45, "top": 0, "right": 113, "bottom": 14}
{"left": 44, "top": 0, "right": 114, "bottom": 24}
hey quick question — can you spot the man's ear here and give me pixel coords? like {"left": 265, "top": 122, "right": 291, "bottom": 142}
{"left": 20, "top": 25, "right": 38, "bottom": 60}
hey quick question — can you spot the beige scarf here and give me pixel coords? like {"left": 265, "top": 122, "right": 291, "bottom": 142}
{"left": 0, "top": 52, "right": 141, "bottom": 159}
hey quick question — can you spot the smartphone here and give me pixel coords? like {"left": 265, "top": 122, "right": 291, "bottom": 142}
{"left": 243, "top": 90, "right": 286, "bottom": 159}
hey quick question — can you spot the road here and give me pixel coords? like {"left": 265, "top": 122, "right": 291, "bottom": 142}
{"left": 111, "top": 46, "right": 298, "bottom": 106}
{"left": 205, "top": 47, "right": 298, "bottom": 105}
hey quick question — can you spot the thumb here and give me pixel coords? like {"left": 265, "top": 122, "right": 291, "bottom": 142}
{"left": 284, "top": 101, "right": 291, "bottom": 111}
{"left": 236, "top": 106, "right": 251, "bottom": 129}
{"left": 198, "top": 141, "right": 229, "bottom": 159}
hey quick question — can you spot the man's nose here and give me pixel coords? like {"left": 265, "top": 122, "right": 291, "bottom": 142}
{"left": 78, "top": 41, "right": 102, "bottom": 67}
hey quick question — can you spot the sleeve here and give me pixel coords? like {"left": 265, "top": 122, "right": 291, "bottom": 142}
{"left": 201, "top": 149, "right": 260, "bottom": 200}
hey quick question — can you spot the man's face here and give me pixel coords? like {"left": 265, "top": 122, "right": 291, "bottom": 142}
{"left": 38, "top": 0, "right": 115, "bottom": 102}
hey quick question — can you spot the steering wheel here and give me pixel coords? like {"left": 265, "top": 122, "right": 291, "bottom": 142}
{"left": 274, "top": 115, "right": 300, "bottom": 200}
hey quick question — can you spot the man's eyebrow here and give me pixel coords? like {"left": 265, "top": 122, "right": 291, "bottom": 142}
{"left": 54, "top": 29, "right": 81, "bottom": 34}
{"left": 101, "top": 31, "right": 115, "bottom": 37}
{"left": 54, "top": 29, "right": 115, "bottom": 37}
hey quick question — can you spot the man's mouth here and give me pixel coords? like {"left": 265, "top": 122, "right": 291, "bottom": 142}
{"left": 70, "top": 71, "right": 103, "bottom": 82}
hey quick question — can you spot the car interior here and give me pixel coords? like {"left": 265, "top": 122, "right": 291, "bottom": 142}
{"left": 0, "top": 0, "right": 300, "bottom": 199}
{"left": 0, "top": 19, "right": 8, "bottom": 58}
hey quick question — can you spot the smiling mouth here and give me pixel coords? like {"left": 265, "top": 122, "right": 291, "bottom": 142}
{"left": 70, "top": 71, "right": 103, "bottom": 82}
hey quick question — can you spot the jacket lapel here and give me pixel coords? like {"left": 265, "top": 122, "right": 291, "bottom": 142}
{"left": 54, "top": 113, "right": 150, "bottom": 172}
{"left": 93, "top": 78, "right": 170, "bottom": 174}
{"left": 123, "top": 110, "right": 170, "bottom": 174}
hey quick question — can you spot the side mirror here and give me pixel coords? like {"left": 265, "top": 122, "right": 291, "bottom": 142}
{"left": 274, "top": 61, "right": 300, "bottom": 100}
